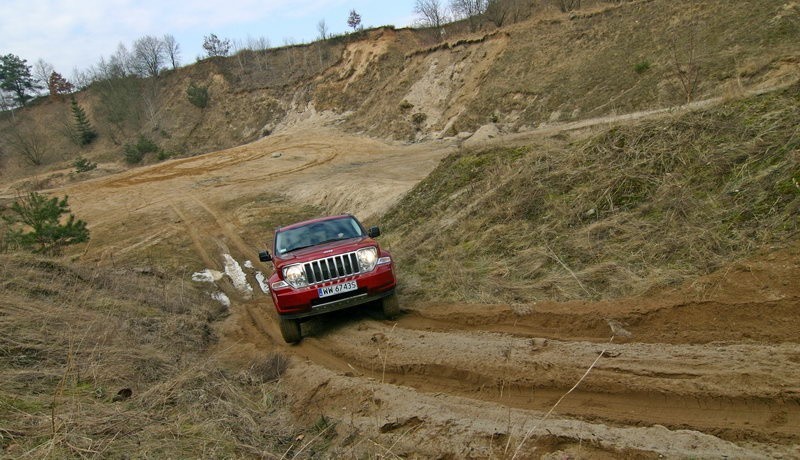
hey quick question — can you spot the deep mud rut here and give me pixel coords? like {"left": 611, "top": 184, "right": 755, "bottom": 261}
{"left": 25, "top": 123, "right": 800, "bottom": 458}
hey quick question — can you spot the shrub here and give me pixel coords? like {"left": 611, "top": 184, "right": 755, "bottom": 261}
{"left": 135, "top": 135, "right": 158, "bottom": 154}
{"left": 186, "top": 83, "right": 210, "bottom": 108}
{"left": 399, "top": 100, "right": 414, "bottom": 111}
{"left": 95, "top": 76, "right": 143, "bottom": 135}
{"left": 634, "top": 60, "right": 651, "bottom": 74}
{"left": 412, "top": 112, "right": 427, "bottom": 125}
{"left": 122, "top": 135, "right": 159, "bottom": 164}
{"left": 2, "top": 192, "right": 89, "bottom": 255}
{"left": 123, "top": 144, "right": 144, "bottom": 164}
{"left": 157, "top": 150, "right": 173, "bottom": 161}
{"left": 73, "top": 157, "right": 97, "bottom": 173}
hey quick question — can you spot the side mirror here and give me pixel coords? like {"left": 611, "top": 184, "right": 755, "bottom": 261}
{"left": 258, "top": 250, "right": 272, "bottom": 262}
{"left": 368, "top": 226, "right": 381, "bottom": 238}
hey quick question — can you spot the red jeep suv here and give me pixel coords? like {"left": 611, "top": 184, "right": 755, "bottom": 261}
{"left": 258, "top": 214, "right": 399, "bottom": 343}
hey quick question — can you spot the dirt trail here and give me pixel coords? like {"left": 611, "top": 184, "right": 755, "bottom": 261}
{"left": 42, "top": 119, "right": 800, "bottom": 458}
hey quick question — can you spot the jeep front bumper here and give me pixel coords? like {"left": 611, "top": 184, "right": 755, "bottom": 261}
{"left": 270, "top": 263, "right": 396, "bottom": 319}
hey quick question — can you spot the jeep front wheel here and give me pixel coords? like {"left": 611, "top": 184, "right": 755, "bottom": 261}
{"left": 382, "top": 293, "right": 401, "bottom": 319}
{"left": 278, "top": 318, "right": 302, "bottom": 344}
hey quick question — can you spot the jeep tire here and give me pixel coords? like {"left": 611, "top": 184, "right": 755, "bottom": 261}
{"left": 279, "top": 318, "right": 302, "bottom": 344}
{"left": 382, "top": 293, "right": 401, "bottom": 319}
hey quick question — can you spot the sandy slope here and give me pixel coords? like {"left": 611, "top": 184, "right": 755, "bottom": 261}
{"left": 16, "top": 116, "right": 800, "bottom": 458}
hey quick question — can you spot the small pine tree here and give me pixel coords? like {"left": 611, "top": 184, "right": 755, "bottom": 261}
{"left": 122, "top": 135, "right": 159, "bottom": 164}
{"left": 73, "top": 157, "right": 97, "bottom": 173}
{"left": 186, "top": 83, "right": 209, "bottom": 108}
{"left": 2, "top": 192, "right": 90, "bottom": 255}
{"left": 123, "top": 144, "right": 144, "bottom": 164}
{"left": 71, "top": 97, "right": 97, "bottom": 146}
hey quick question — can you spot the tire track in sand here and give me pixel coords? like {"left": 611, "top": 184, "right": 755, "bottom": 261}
{"left": 246, "top": 308, "right": 800, "bottom": 445}
{"left": 223, "top": 291, "right": 800, "bottom": 446}
{"left": 103, "top": 143, "right": 337, "bottom": 188}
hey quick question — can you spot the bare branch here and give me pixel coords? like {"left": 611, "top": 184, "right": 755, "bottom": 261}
{"left": 415, "top": 0, "right": 448, "bottom": 29}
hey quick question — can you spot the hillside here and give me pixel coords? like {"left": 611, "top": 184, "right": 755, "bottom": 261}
{"left": 1, "top": 0, "right": 799, "bottom": 458}
{"left": 384, "top": 82, "right": 800, "bottom": 303}
{"left": 1, "top": 0, "right": 798, "bottom": 182}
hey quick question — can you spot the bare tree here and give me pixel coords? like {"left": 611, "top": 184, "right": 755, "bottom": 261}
{"left": 246, "top": 35, "right": 270, "bottom": 51}
{"left": 415, "top": 0, "right": 448, "bottom": 29}
{"left": 94, "top": 75, "right": 143, "bottom": 142}
{"left": 32, "top": 59, "right": 54, "bottom": 89}
{"left": 450, "top": 0, "right": 487, "bottom": 30}
{"left": 485, "top": 0, "right": 509, "bottom": 26}
{"left": 506, "top": 0, "right": 532, "bottom": 24}
{"left": 7, "top": 121, "right": 50, "bottom": 166}
{"left": 240, "top": 36, "right": 270, "bottom": 72}
{"left": 450, "top": 0, "right": 487, "bottom": 19}
{"left": 96, "top": 43, "right": 132, "bottom": 79}
{"left": 283, "top": 38, "right": 297, "bottom": 71}
{"left": 163, "top": 34, "right": 181, "bottom": 69}
{"left": 668, "top": 32, "right": 702, "bottom": 103}
{"left": 0, "top": 90, "right": 17, "bottom": 120}
{"left": 317, "top": 19, "right": 329, "bottom": 40}
{"left": 231, "top": 39, "right": 249, "bottom": 72}
{"left": 70, "top": 67, "right": 92, "bottom": 90}
{"left": 131, "top": 35, "right": 166, "bottom": 78}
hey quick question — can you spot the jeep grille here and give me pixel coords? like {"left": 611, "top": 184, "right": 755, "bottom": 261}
{"left": 303, "top": 251, "right": 361, "bottom": 285}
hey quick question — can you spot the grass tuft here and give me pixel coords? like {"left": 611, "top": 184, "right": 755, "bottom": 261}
{"left": 249, "top": 351, "right": 290, "bottom": 383}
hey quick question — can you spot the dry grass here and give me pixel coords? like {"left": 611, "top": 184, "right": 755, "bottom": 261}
{"left": 249, "top": 352, "right": 290, "bottom": 383}
{"left": 449, "top": 0, "right": 800, "bottom": 134}
{"left": 385, "top": 83, "right": 800, "bottom": 303}
{"left": 0, "top": 253, "right": 330, "bottom": 458}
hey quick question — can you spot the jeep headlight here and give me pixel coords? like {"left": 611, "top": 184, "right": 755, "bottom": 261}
{"left": 282, "top": 264, "right": 308, "bottom": 289}
{"left": 356, "top": 247, "right": 378, "bottom": 272}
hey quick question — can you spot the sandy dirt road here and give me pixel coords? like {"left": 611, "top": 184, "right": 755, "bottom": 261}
{"left": 23, "top": 123, "right": 800, "bottom": 458}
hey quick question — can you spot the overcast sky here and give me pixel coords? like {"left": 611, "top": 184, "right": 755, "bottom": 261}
{"left": 1, "top": 0, "right": 418, "bottom": 77}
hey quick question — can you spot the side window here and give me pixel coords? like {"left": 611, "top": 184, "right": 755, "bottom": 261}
{"left": 276, "top": 232, "right": 286, "bottom": 254}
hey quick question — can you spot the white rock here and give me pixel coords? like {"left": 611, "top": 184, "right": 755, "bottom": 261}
{"left": 211, "top": 291, "right": 231, "bottom": 308}
{"left": 192, "top": 269, "right": 224, "bottom": 283}
{"left": 223, "top": 254, "right": 253, "bottom": 298}
{"left": 255, "top": 272, "right": 270, "bottom": 294}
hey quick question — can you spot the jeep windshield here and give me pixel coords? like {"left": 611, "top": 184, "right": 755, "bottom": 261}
{"left": 276, "top": 216, "right": 365, "bottom": 255}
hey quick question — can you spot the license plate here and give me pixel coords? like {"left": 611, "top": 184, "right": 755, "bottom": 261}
{"left": 317, "top": 280, "right": 358, "bottom": 298}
